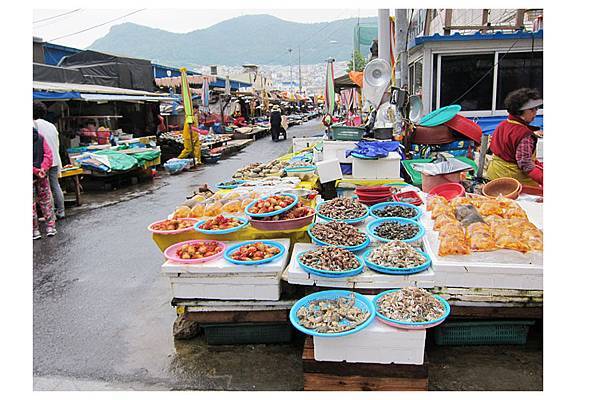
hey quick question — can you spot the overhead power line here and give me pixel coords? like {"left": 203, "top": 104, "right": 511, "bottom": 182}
{"left": 33, "top": 9, "right": 81, "bottom": 24}
{"left": 49, "top": 9, "right": 145, "bottom": 42}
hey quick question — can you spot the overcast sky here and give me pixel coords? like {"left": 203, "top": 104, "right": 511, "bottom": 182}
{"left": 32, "top": 9, "right": 378, "bottom": 49}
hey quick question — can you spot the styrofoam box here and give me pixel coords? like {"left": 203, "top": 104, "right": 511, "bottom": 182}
{"left": 352, "top": 152, "right": 401, "bottom": 179}
{"left": 316, "top": 159, "right": 343, "bottom": 183}
{"left": 161, "top": 239, "right": 290, "bottom": 300}
{"left": 313, "top": 318, "right": 426, "bottom": 365}
{"left": 166, "top": 273, "right": 281, "bottom": 300}
{"left": 285, "top": 242, "right": 435, "bottom": 289}
{"left": 321, "top": 140, "right": 359, "bottom": 163}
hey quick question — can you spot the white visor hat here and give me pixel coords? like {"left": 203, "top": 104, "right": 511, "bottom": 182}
{"left": 519, "top": 98, "right": 543, "bottom": 111}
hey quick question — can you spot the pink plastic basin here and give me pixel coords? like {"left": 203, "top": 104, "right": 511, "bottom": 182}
{"left": 148, "top": 218, "right": 200, "bottom": 235}
{"left": 163, "top": 240, "right": 226, "bottom": 264}
{"left": 249, "top": 211, "right": 316, "bottom": 231}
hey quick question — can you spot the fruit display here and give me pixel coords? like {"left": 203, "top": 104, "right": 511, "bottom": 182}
{"left": 151, "top": 219, "right": 195, "bottom": 231}
{"left": 247, "top": 195, "right": 295, "bottom": 215}
{"left": 259, "top": 204, "right": 314, "bottom": 221}
{"left": 229, "top": 242, "right": 281, "bottom": 262}
{"left": 197, "top": 215, "right": 243, "bottom": 231}
{"left": 176, "top": 241, "right": 223, "bottom": 260}
{"left": 232, "top": 159, "right": 289, "bottom": 179}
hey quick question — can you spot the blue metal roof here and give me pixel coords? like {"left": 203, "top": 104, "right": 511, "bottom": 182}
{"left": 410, "top": 30, "right": 543, "bottom": 49}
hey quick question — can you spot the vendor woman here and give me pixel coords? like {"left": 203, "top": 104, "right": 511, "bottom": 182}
{"left": 486, "top": 88, "right": 543, "bottom": 186}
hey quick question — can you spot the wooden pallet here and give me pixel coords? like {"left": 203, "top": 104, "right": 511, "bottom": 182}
{"left": 303, "top": 337, "right": 428, "bottom": 391}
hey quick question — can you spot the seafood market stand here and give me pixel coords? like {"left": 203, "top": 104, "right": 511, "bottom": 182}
{"left": 149, "top": 139, "right": 543, "bottom": 390}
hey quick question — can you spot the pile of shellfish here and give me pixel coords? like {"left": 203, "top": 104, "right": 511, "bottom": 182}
{"left": 296, "top": 294, "right": 370, "bottom": 333}
{"left": 368, "top": 241, "right": 427, "bottom": 269}
{"left": 300, "top": 247, "right": 359, "bottom": 272}
{"left": 376, "top": 287, "right": 445, "bottom": 323}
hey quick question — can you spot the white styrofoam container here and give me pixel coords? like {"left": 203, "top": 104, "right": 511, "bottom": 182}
{"left": 161, "top": 239, "right": 290, "bottom": 300}
{"left": 316, "top": 159, "right": 343, "bottom": 183}
{"left": 313, "top": 318, "right": 426, "bottom": 364}
{"left": 352, "top": 152, "right": 401, "bottom": 179}
{"left": 321, "top": 140, "right": 358, "bottom": 163}
{"left": 167, "top": 273, "right": 281, "bottom": 300}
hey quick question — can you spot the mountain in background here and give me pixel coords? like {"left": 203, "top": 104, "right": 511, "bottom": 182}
{"left": 88, "top": 14, "right": 376, "bottom": 67}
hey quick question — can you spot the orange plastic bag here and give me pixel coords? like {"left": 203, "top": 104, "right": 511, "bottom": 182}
{"left": 439, "top": 233, "right": 470, "bottom": 256}
{"left": 434, "top": 214, "right": 458, "bottom": 231}
{"left": 466, "top": 222, "right": 496, "bottom": 252}
{"left": 426, "top": 195, "right": 448, "bottom": 211}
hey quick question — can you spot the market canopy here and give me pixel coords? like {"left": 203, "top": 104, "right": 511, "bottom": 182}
{"left": 334, "top": 73, "right": 360, "bottom": 93}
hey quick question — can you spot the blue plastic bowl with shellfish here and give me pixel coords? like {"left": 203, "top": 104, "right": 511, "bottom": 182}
{"left": 369, "top": 201, "right": 423, "bottom": 221}
{"left": 372, "top": 289, "right": 451, "bottom": 330}
{"left": 296, "top": 250, "right": 364, "bottom": 278}
{"left": 366, "top": 217, "right": 425, "bottom": 245}
{"left": 362, "top": 247, "right": 431, "bottom": 275}
{"left": 307, "top": 222, "right": 371, "bottom": 252}
{"left": 289, "top": 290, "right": 376, "bottom": 337}
{"left": 315, "top": 200, "right": 369, "bottom": 224}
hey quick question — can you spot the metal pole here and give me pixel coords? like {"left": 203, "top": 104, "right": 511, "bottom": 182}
{"left": 377, "top": 9, "right": 391, "bottom": 64}
{"left": 288, "top": 48, "right": 293, "bottom": 92}
{"left": 395, "top": 9, "right": 409, "bottom": 89}
{"left": 298, "top": 47, "right": 302, "bottom": 93}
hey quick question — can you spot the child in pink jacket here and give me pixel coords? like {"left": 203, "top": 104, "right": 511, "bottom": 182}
{"left": 33, "top": 127, "right": 57, "bottom": 239}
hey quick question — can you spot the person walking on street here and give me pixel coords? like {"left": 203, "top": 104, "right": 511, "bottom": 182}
{"left": 178, "top": 104, "right": 202, "bottom": 165}
{"left": 33, "top": 101, "right": 65, "bottom": 219}
{"left": 33, "top": 127, "right": 57, "bottom": 239}
{"left": 270, "top": 105, "right": 282, "bottom": 142}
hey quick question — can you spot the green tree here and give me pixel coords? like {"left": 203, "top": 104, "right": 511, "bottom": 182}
{"left": 346, "top": 50, "right": 366, "bottom": 72}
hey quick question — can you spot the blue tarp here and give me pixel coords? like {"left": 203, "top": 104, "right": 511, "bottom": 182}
{"left": 471, "top": 115, "right": 543, "bottom": 136}
{"left": 346, "top": 141, "right": 404, "bottom": 159}
{"left": 33, "top": 91, "right": 81, "bottom": 100}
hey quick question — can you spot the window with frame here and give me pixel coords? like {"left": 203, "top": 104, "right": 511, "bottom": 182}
{"left": 496, "top": 51, "right": 543, "bottom": 110}
{"left": 439, "top": 54, "right": 495, "bottom": 111}
{"left": 408, "top": 60, "right": 423, "bottom": 95}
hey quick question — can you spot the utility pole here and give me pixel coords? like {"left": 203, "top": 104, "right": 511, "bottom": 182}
{"left": 395, "top": 9, "right": 409, "bottom": 89}
{"left": 298, "top": 47, "right": 302, "bottom": 94}
{"left": 288, "top": 48, "right": 293, "bottom": 92}
{"left": 377, "top": 9, "right": 391, "bottom": 64}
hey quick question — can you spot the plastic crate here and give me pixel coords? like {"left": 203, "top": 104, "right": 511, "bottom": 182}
{"left": 330, "top": 124, "right": 365, "bottom": 141}
{"left": 202, "top": 323, "right": 292, "bottom": 345}
{"left": 433, "top": 320, "right": 535, "bottom": 346}
{"left": 401, "top": 156, "right": 478, "bottom": 186}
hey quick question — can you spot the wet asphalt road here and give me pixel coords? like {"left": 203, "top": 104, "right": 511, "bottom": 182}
{"left": 33, "top": 120, "right": 323, "bottom": 390}
{"left": 33, "top": 118, "right": 542, "bottom": 390}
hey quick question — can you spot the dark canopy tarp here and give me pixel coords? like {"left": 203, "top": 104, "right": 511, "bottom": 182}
{"left": 58, "top": 50, "right": 156, "bottom": 92}
{"left": 334, "top": 74, "right": 359, "bottom": 93}
{"left": 33, "top": 63, "right": 86, "bottom": 84}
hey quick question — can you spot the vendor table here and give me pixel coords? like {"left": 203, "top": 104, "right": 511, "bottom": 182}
{"left": 285, "top": 242, "right": 435, "bottom": 289}
{"left": 161, "top": 239, "right": 291, "bottom": 301}
{"left": 58, "top": 167, "right": 84, "bottom": 206}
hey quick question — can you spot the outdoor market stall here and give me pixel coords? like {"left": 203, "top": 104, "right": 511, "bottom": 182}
{"left": 147, "top": 58, "right": 543, "bottom": 392}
